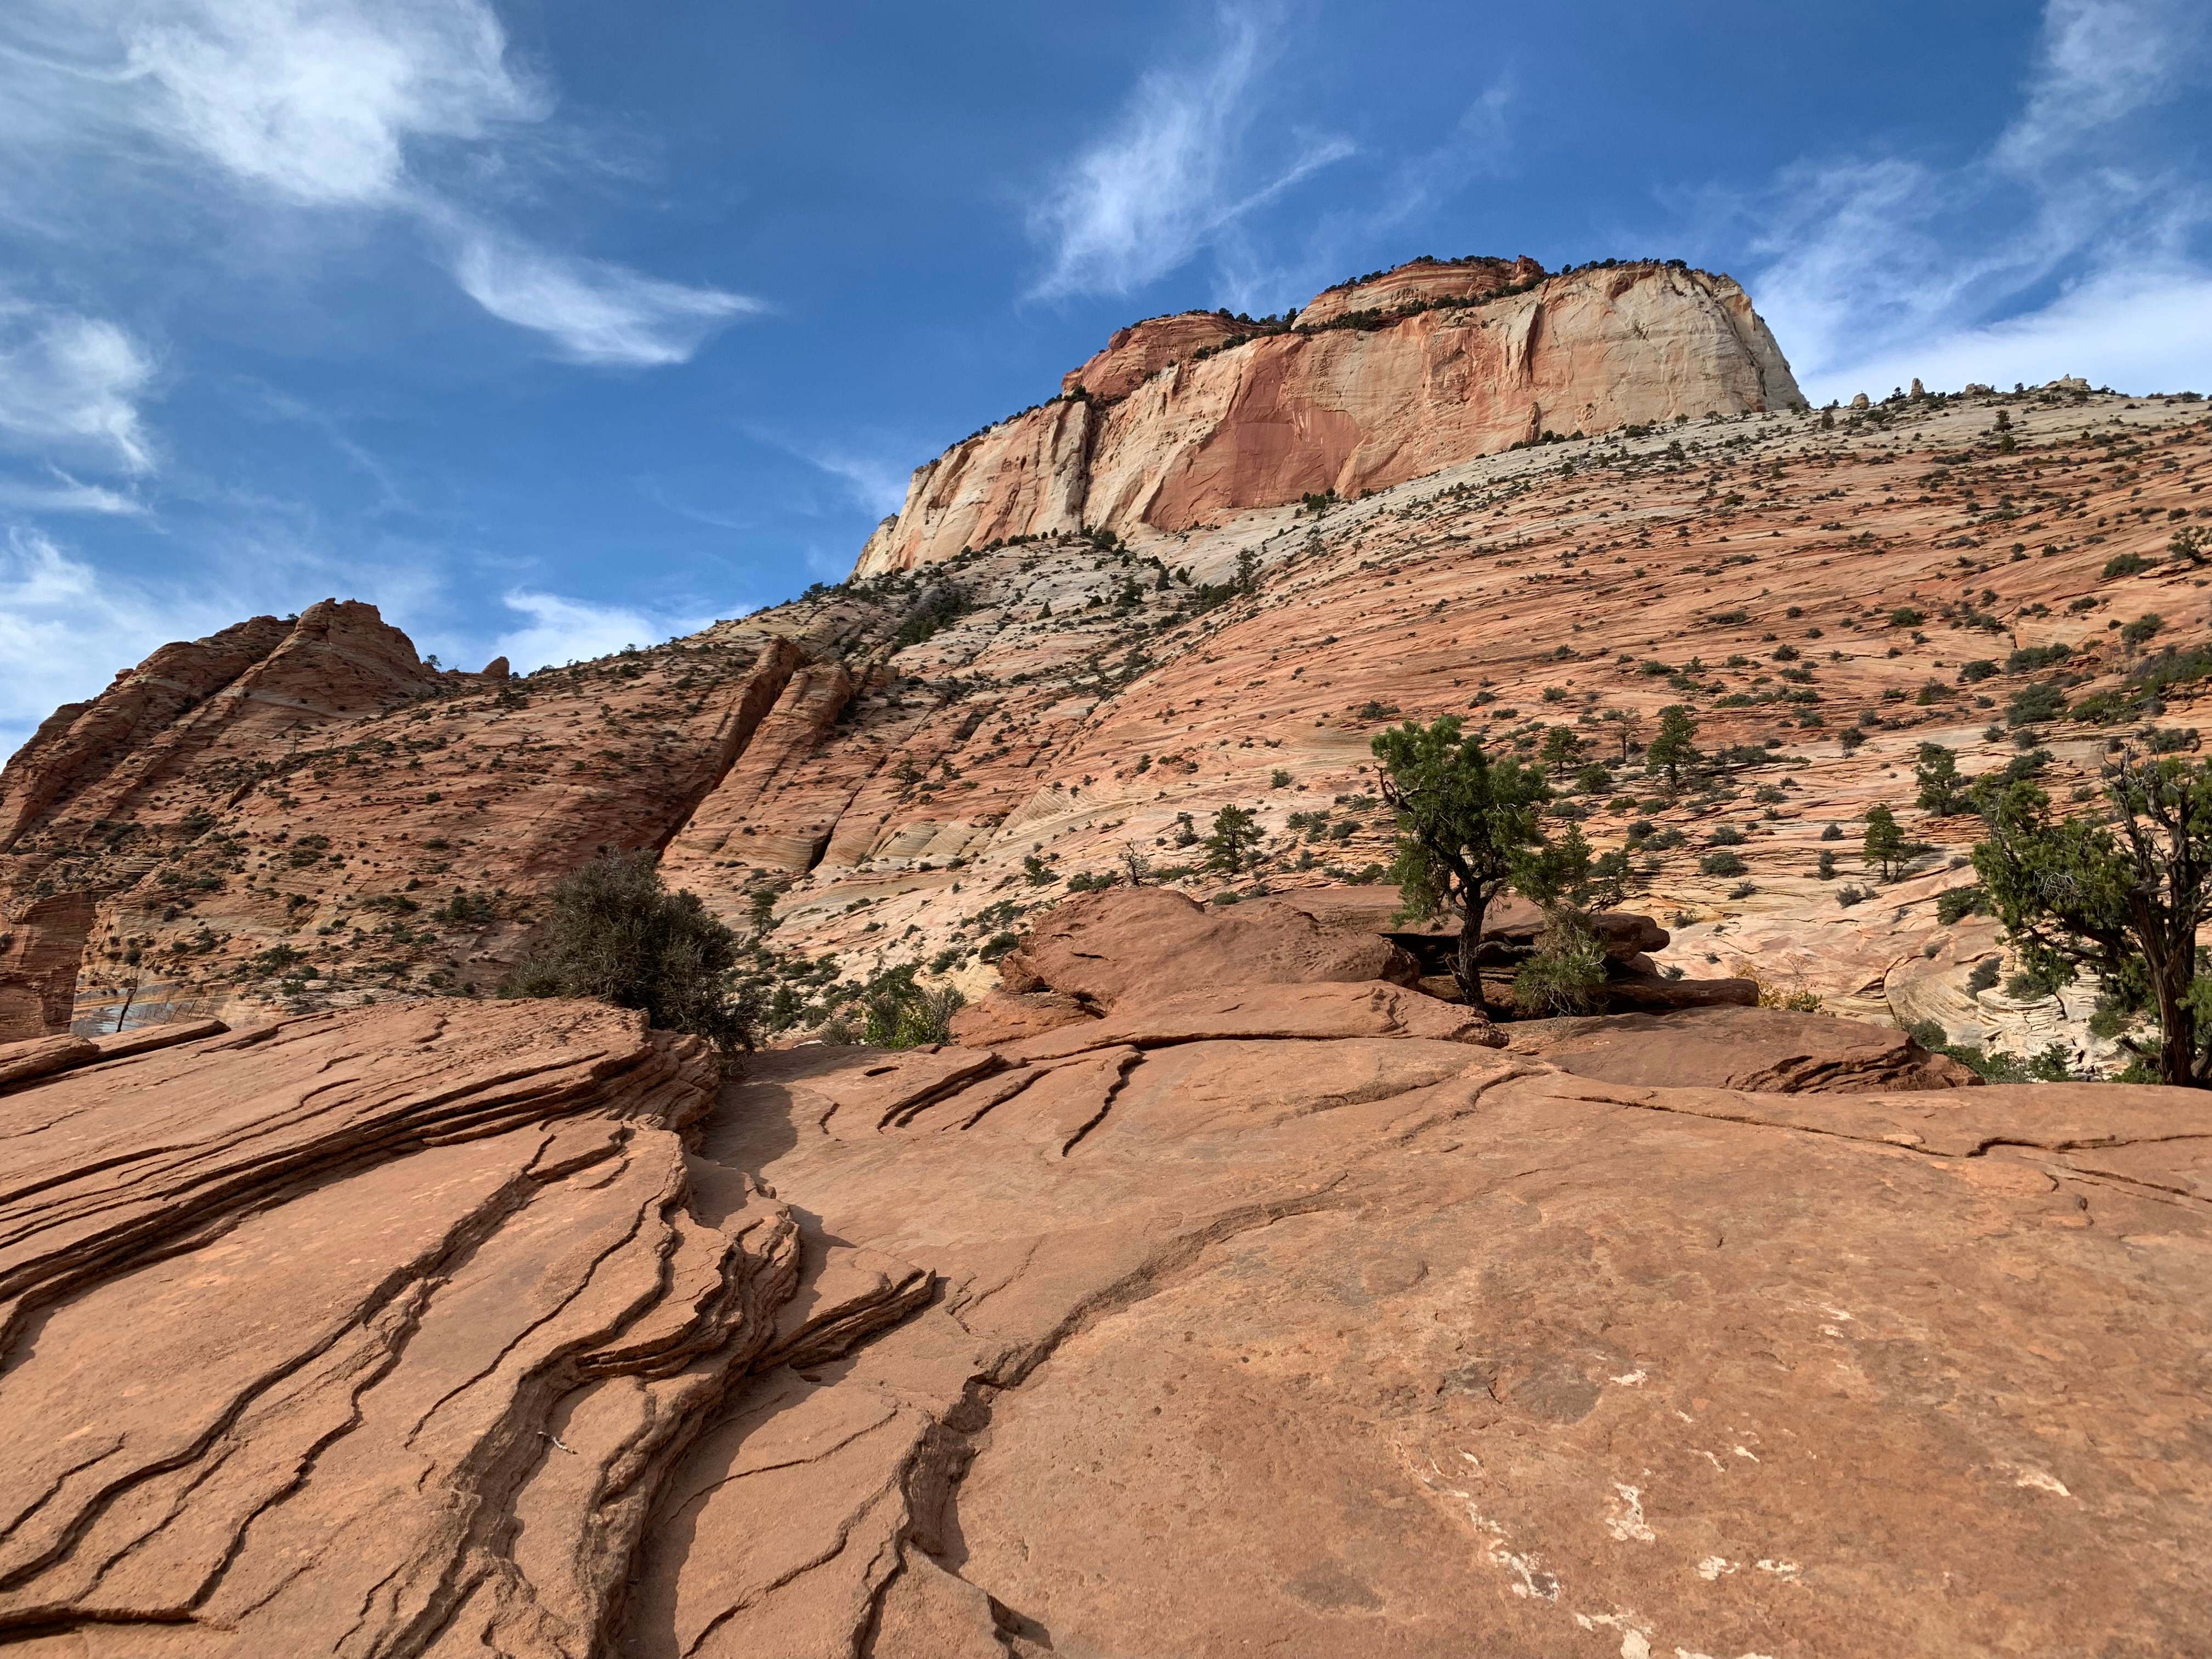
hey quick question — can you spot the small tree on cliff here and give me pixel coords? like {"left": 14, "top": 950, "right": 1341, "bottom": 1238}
{"left": 1861, "top": 804, "right": 1910, "bottom": 882}
{"left": 1973, "top": 753, "right": 2212, "bottom": 1087}
{"left": 1372, "top": 716, "right": 1550, "bottom": 1003}
{"left": 1645, "top": 705, "right": 1701, "bottom": 788}
{"left": 1203, "top": 804, "right": 1263, "bottom": 875}
{"left": 507, "top": 852, "right": 757, "bottom": 1062}
{"left": 1915, "top": 743, "right": 1966, "bottom": 816}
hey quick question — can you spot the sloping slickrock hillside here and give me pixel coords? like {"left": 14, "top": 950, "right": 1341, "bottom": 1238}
{"left": 4, "top": 386, "right": 2211, "bottom": 1073}
{"left": 856, "top": 257, "right": 1802, "bottom": 575}
{"left": 2, "top": 993, "right": 2205, "bottom": 1655}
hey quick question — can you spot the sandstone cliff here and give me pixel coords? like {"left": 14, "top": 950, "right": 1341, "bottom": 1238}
{"left": 2, "top": 376, "right": 2205, "bottom": 1081}
{"left": 855, "top": 258, "right": 1803, "bottom": 575}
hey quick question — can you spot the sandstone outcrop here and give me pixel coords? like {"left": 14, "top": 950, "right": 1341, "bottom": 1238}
{"left": 5, "top": 988, "right": 2200, "bottom": 1654}
{"left": 0, "top": 999, "right": 928, "bottom": 1656}
{"left": 1506, "top": 1002, "right": 1979, "bottom": 1091}
{"left": 996, "top": 885, "right": 1418, "bottom": 1008}
{"left": 3, "top": 359, "right": 2207, "bottom": 1080}
{"left": 1295, "top": 253, "right": 1547, "bottom": 327}
{"left": 855, "top": 259, "right": 1804, "bottom": 574}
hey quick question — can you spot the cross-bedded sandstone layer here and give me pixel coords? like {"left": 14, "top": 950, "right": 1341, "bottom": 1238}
{"left": 6, "top": 387, "right": 2207, "bottom": 1073}
{"left": 1, "top": 989, "right": 2204, "bottom": 1656}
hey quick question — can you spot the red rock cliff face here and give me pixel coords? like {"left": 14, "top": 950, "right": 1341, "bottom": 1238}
{"left": 854, "top": 259, "right": 1802, "bottom": 575}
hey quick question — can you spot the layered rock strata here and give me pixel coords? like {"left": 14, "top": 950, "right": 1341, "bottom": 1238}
{"left": 4, "top": 987, "right": 2202, "bottom": 1654}
{"left": 855, "top": 258, "right": 1803, "bottom": 575}
{"left": 3, "top": 382, "right": 2209, "bottom": 1075}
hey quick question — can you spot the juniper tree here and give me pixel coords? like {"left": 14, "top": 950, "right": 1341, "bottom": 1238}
{"left": 1915, "top": 743, "right": 1965, "bottom": 816}
{"left": 507, "top": 851, "right": 757, "bottom": 1060}
{"left": 1203, "top": 804, "right": 1263, "bottom": 875}
{"left": 1646, "top": 704, "right": 1701, "bottom": 788}
{"left": 1371, "top": 716, "right": 1550, "bottom": 1003}
{"left": 1974, "top": 753, "right": 2212, "bottom": 1087}
{"left": 1862, "top": 804, "right": 1909, "bottom": 881}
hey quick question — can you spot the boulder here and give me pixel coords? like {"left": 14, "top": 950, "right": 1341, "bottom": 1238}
{"left": 998, "top": 887, "right": 1420, "bottom": 1010}
{"left": 1506, "top": 1004, "right": 1981, "bottom": 1092}
{"left": 947, "top": 989, "right": 1094, "bottom": 1046}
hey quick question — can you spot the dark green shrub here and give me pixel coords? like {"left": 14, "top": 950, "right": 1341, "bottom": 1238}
{"left": 505, "top": 852, "right": 755, "bottom": 1059}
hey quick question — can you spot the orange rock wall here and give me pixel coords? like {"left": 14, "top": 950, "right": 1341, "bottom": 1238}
{"left": 856, "top": 262, "right": 1802, "bottom": 575}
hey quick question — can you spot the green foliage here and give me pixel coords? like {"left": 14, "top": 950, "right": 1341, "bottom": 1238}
{"left": 2101, "top": 552, "right": 2152, "bottom": 580}
{"left": 1371, "top": 715, "right": 1550, "bottom": 1000}
{"left": 1960, "top": 659, "right": 1998, "bottom": 682}
{"left": 1915, "top": 743, "right": 1965, "bottom": 815}
{"left": 2005, "top": 642, "right": 2072, "bottom": 673}
{"left": 505, "top": 853, "right": 756, "bottom": 1060}
{"left": 1511, "top": 913, "right": 1609, "bottom": 1016}
{"left": 1973, "top": 754, "right": 2212, "bottom": 1085}
{"left": 1646, "top": 705, "right": 1701, "bottom": 786}
{"left": 433, "top": 890, "right": 495, "bottom": 925}
{"left": 2121, "top": 613, "right": 2166, "bottom": 650}
{"left": 1203, "top": 804, "right": 1264, "bottom": 875}
{"left": 2005, "top": 681, "right": 2068, "bottom": 727}
{"left": 1700, "top": 849, "right": 1748, "bottom": 877}
{"left": 821, "top": 964, "right": 965, "bottom": 1049}
{"left": 1861, "top": 804, "right": 1909, "bottom": 881}
{"left": 1936, "top": 884, "right": 1988, "bottom": 924}
{"left": 1537, "top": 724, "right": 1588, "bottom": 774}
{"left": 1889, "top": 607, "right": 1924, "bottom": 627}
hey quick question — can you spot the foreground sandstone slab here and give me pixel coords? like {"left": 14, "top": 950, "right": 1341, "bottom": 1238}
{"left": 1, "top": 996, "right": 2207, "bottom": 1656}
{"left": 673, "top": 1036, "right": 2212, "bottom": 1658}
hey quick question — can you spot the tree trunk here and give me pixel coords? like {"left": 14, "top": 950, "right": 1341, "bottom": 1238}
{"left": 2153, "top": 961, "right": 2198, "bottom": 1087}
{"left": 1453, "top": 897, "right": 1487, "bottom": 1011}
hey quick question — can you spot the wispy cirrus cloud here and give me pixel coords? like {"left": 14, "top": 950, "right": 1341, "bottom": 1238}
{"left": 447, "top": 222, "right": 760, "bottom": 368}
{"left": 0, "top": 302, "right": 156, "bottom": 475}
{"left": 0, "top": 0, "right": 754, "bottom": 370}
{"left": 1025, "top": 6, "right": 1355, "bottom": 302}
{"left": 1734, "top": 0, "right": 2212, "bottom": 400}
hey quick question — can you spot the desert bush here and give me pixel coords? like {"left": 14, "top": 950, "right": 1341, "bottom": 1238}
{"left": 1511, "top": 913, "right": 1609, "bottom": 1016}
{"left": 506, "top": 853, "right": 757, "bottom": 1060}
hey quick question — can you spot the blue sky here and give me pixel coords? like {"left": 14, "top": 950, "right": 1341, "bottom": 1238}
{"left": 2, "top": 0, "right": 2209, "bottom": 755}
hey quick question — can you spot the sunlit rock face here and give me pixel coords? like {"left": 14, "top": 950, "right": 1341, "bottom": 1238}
{"left": 854, "top": 258, "right": 1803, "bottom": 577}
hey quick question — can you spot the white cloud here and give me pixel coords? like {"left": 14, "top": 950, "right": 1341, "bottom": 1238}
{"left": 0, "top": 304, "right": 155, "bottom": 474}
{"left": 1742, "top": 0, "right": 2212, "bottom": 403}
{"left": 0, "top": 0, "right": 752, "bottom": 368}
{"left": 0, "top": 469, "right": 146, "bottom": 515}
{"left": 0, "top": 526, "right": 235, "bottom": 758}
{"left": 120, "top": 0, "right": 541, "bottom": 208}
{"left": 447, "top": 223, "right": 758, "bottom": 368}
{"left": 490, "top": 588, "right": 712, "bottom": 672}
{"left": 1807, "top": 266, "right": 2212, "bottom": 399}
{"left": 1996, "top": 0, "right": 2202, "bottom": 172}
{"left": 1026, "top": 7, "right": 1354, "bottom": 301}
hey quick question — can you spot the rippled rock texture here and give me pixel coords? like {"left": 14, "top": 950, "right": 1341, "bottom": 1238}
{"left": 3, "top": 991, "right": 2204, "bottom": 1656}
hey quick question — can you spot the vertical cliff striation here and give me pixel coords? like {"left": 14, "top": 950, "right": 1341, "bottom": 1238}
{"left": 854, "top": 257, "right": 1802, "bottom": 575}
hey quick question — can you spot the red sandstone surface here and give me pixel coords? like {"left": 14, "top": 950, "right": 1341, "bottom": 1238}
{"left": 0, "top": 982, "right": 2205, "bottom": 1654}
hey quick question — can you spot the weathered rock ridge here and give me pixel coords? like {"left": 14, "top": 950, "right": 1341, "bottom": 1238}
{"left": 1, "top": 985, "right": 2205, "bottom": 1655}
{"left": 4, "top": 387, "right": 2209, "bottom": 1073}
{"left": 855, "top": 258, "right": 1802, "bottom": 575}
